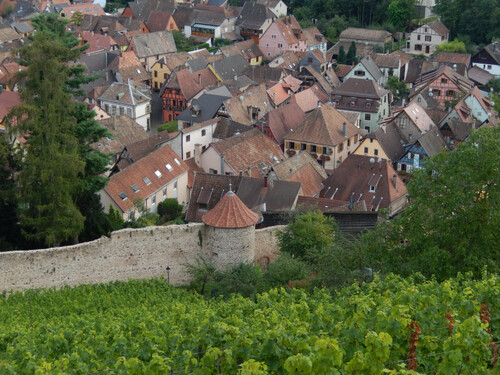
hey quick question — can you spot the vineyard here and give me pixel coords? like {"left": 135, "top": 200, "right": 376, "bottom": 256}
{"left": 0, "top": 274, "right": 498, "bottom": 374}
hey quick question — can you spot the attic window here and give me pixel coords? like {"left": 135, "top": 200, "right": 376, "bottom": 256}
{"left": 143, "top": 177, "right": 152, "bottom": 185}
{"left": 118, "top": 192, "right": 128, "bottom": 200}
{"left": 366, "top": 102, "right": 372, "bottom": 108}
{"left": 155, "top": 170, "right": 162, "bottom": 178}
{"left": 369, "top": 186, "right": 376, "bottom": 193}
{"left": 165, "top": 163, "right": 173, "bottom": 171}
{"left": 259, "top": 162, "right": 268, "bottom": 170}
{"left": 174, "top": 158, "right": 181, "bottom": 165}
{"left": 131, "top": 184, "right": 139, "bottom": 193}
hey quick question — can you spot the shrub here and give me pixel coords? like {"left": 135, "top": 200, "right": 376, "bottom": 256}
{"left": 157, "top": 198, "right": 184, "bottom": 223}
{"left": 157, "top": 120, "right": 178, "bottom": 133}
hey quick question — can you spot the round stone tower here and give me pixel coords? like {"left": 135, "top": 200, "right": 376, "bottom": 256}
{"left": 202, "top": 191, "right": 259, "bottom": 270}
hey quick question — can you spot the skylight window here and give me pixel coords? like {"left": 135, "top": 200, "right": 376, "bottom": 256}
{"left": 165, "top": 164, "right": 173, "bottom": 171}
{"left": 143, "top": 177, "right": 151, "bottom": 185}
{"left": 131, "top": 184, "right": 139, "bottom": 192}
{"left": 155, "top": 170, "right": 162, "bottom": 178}
{"left": 174, "top": 158, "right": 181, "bottom": 165}
{"left": 118, "top": 192, "right": 128, "bottom": 200}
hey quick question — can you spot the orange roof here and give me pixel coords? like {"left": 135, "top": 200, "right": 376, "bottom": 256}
{"left": 104, "top": 145, "right": 188, "bottom": 212}
{"left": 274, "top": 15, "right": 306, "bottom": 45}
{"left": 202, "top": 191, "right": 258, "bottom": 228}
{"left": 60, "top": 3, "right": 105, "bottom": 16}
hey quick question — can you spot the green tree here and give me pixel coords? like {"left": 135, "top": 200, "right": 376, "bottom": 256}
{"left": 277, "top": 211, "right": 337, "bottom": 262}
{"left": 387, "top": 0, "right": 415, "bottom": 30}
{"left": 385, "top": 75, "right": 409, "bottom": 102}
{"left": 157, "top": 198, "right": 184, "bottom": 223}
{"left": 436, "top": 39, "right": 467, "bottom": 53}
{"left": 9, "top": 31, "right": 85, "bottom": 247}
{"left": 337, "top": 45, "right": 346, "bottom": 64}
{"left": 172, "top": 31, "right": 196, "bottom": 52}
{"left": 346, "top": 41, "right": 357, "bottom": 65}
{"left": 365, "top": 126, "right": 500, "bottom": 280}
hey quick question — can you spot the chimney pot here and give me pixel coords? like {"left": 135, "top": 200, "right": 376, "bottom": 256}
{"left": 342, "top": 122, "right": 347, "bottom": 137}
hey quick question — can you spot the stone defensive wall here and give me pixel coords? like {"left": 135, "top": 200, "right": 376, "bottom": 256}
{"left": 0, "top": 224, "right": 285, "bottom": 293}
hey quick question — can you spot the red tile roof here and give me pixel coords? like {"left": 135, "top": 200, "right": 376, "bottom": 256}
{"left": 0, "top": 91, "right": 20, "bottom": 119}
{"left": 105, "top": 145, "right": 188, "bottom": 212}
{"left": 202, "top": 191, "right": 259, "bottom": 228}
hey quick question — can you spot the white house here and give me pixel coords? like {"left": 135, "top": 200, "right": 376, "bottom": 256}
{"left": 181, "top": 117, "right": 220, "bottom": 160}
{"left": 98, "top": 81, "right": 152, "bottom": 131}
{"left": 407, "top": 19, "right": 449, "bottom": 56}
{"left": 100, "top": 145, "right": 189, "bottom": 220}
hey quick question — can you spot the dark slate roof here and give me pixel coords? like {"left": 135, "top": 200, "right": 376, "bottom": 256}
{"left": 210, "top": 54, "right": 249, "bottom": 81}
{"left": 212, "top": 117, "right": 252, "bottom": 139}
{"left": 235, "top": 0, "right": 274, "bottom": 30}
{"left": 240, "top": 64, "right": 283, "bottom": 86}
{"left": 78, "top": 50, "right": 120, "bottom": 74}
{"left": 127, "top": 0, "right": 176, "bottom": 22}
{"left": 405, "top": 58, "right": 426, "bottom": 84}
{"left": 468, "top": 66, "right": 494, "bottom": 86}
{"left": 177, "top": 94, "right": 231, "bottom": 124}
{"left": 412, "top": 125, "right": 448, "bottom": 156}
{"left": 366, "top": 122, "right": 406, "bottom": 163}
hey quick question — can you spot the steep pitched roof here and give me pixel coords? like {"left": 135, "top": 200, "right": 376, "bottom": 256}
{"left": 161, "top": 68, "right": 217, "bottom": 101}
{"left": 219, "top": 39, "right": 264, "bottom": 61}
{"left": 212, "top": 116, "right": 252, "bottom": 139}
{"left": 262, "top": 102, "right": 306, "bottom": 144}
{"left": 107, "top": 51, "right": 149, "bottom": 83}
{"left": 365, "top": 122, "right": 405, "bottom": 162}
{"left": 241, "top": 65, "right": 283, "bottom": 86}
{"left": 272, "top": 15, "right": 306, "bottom": 45}
{"left": 177, "top": 94, "right": 230, "bottom": 124}
{"left": 290, "top": 85, "right": 327, "bottom": 113}
{"left": 202, "top": 190, "right": 259, "bottom": 228}
{"left": 358, "top": 55, "right": 383, "bottom": 82}
{"left": 427, "top": 19, "right": 449, "bottom": 36}
{"left": 235, "top": 0, "right": 274, "bottom": 30}
{"left": 146, "top": 10, "right": 176, "bottom": 32}
{"left": 0, "top": 90, "right": 20, "bottom": 120}
{"left": 105, "top": 145, "right": 188, "bottom": 212}
{"left": 411, "top": 65, "right": 474, "bottom": 98}
{"left": 271, "top": 151, "right": 327, "bottom": 197}
{"left": 126, "top": 0, "right": 176, "bottom": 22}
{"left": 92, "top": 115, "right": 148, "bottom": 155}
{"left": 131, "top": 30, "right": 176, "bottom": 58}
{"left": 468, "top": 66, "right": 494, "bottom": 86}
{"left": 339, "top": 27, "right": 392, "bottom": 43}
{"left": 210, "top": 54, "right": 249, "bottom": 81}
{"left": 211, "top": 128, "right": 285, "bottom": 177}
{"left": 333, "top": 77, "right": 389, "bottom": 99}
{"left": 224, "top": 84, "right": 274, "bottom": 125}
{"left": 99, "top": 81, "right": 150, "bottom": 106}
{"left": 302, "top": 26, "right": 327, "bottom": 47}
{"left": 286, "top": 104, "right": 362, "bottom": 147}
{"left": 412, "top": 126, "right": 448, "bottom": 156}
{"left": 320, "top": 154, "right": 407, "bottom": 213}
{"left": 399, "top": 102, "right": 435, "bottom": 133}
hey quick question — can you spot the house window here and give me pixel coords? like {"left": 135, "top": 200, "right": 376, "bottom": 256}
{"left": 441, "top": 78, "right": 447, "bottom": 83}
{"left": 374, "top": 149, "right": 378, "bottom": 156}
{"left": 425, "top": 35, "right": 431, "bottom": 42}
{"left": 417, "top": 35, "right": 421, "bottom": 40}
{"left": 365, "top": 113, "right": 371, "bottom": 121}
{"left": 164, "top": 73, "right": 168, "bottom": 79}
{"left": 301, "top": 143, "right": 307, "bottom": 150}
{"left": 127, "top": 108, "right": 132, "bottom": 117}
{"left": 369, "top": 185, "right": 376, "bottom": 193}
{"left": 446, "top": 90, "right": 455, "bottom": 97}
{"left": 271, "top": 34, "right": 276, "bottom": 39}
{"left": 311, "top": 145, "right": 317, "bottom": 153}
{"left": 354, "top": 70, "right": 365, "bottom": 76}
{"left": 434, "top": 89, "right": 441, "bottom": 96}
{"left": 163, "top": 187, "right": 167, "bottom": 197}
{"left": 364, "top": 147, "right": 368, "bottom": 154}
{"left": 278, "top": 43, "right": 283, "bottom": 48}
{"left": 338, "top": 143, "right": 343, "bottom": 152}
{"left": 308, "top": 57, "right": 313, "bottom": 63}
{"left": 288, "top": 141, "right": 295, "bottom": 149}
{"left": 487, "top": 65, "right": 492, "bottom": 70}
{"left": 152, "top": 195, "right": 156, "bottom": 206}
{"left": 347, "top": 139, "right": 351, "bottom": 147}
{"left": 424, "top": 28, "right": 428, "bottom": 32}
{"left": 370, "top": 138, "right": 373, "bottom": 143}
{"left": 154, "top": 71, "right": 158, "bottom": 77}
{"left": 186, "top": 135, "right": 190, "bottom": 142}
{"left": 119, "top": 106, "right": 124, "bottom": 115}
{"left": 201, "top": 129, "right": 206, "bottom": 136}
{"left": 415, "top": 44, "right": 422, "bottom": 51}
{"left": 186, "top": 151, "right": 191, "bottom": 158}
{"left": 365, "top": 126, "right": 371, "bottom": 132}
{"left": 209, "top": 168, "right": 217, "bottom": 174}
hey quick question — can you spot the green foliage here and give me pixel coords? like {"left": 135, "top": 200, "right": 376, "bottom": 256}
{"left": 108, "top": 205, "right": 124, "bottom": 230}
{"left": 436, "top": 39, "right": 467, "bottom": 53}
{"left": 263, "top": 254, "right": 310, "bottom": 288}
{"left": 173, "top": 31, "right": 198, "bottom": 52}
{"left": 277, "top": 211, "right": 337, "bottom": 262}
{"left": 387, "top": 0, "right": 416, "bottom": 30}
{"left": 157, "top": 198, "right": 184, "bottom": 223}
{"left": 386, "top": 75, "right": 409, "bottom": 102}
{"left": 0, "top": 274, "right": 499, "bottom": 373}
{"left": 365, "top": 126, "right": 500, "bottom": 280}
{"left": 157, "top": 120, "right": 178, "bottom": 133}
{"left": 346, "top": 41, "right": 357, "bottom": 65}
{"left": 337, "top": 46, "right": 346, "bottom": 64}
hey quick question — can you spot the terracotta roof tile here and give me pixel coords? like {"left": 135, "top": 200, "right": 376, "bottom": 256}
{"left": 202, "top": 191, "right": 259, "bottom": 228}
{"left": 285, "top": 104, "right": 363, "bottom": 147}
{"left": 0, "top": 91, "right": 20, "bottom": 119}
{"left": 92, "top": 115, "right": 148, "bottom": 155}
{"left": 212, "top": 128, "right": 285, "bottom": 176}
{"left": 261, "top": 102, "right": 306, "bottom": 144}
{"left": 105, "top": 145, "right": 188, "bottom": 212}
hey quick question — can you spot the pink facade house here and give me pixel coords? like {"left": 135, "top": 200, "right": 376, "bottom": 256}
{"left": 259, "top": 15, "right": 307, "bottom": 59}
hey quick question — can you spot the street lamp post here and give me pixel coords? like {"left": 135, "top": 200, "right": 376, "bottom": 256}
{"left": 166, "top": 266, "right": 171, "bottom": 283}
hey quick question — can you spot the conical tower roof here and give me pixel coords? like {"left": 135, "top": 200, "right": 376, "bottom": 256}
{"left": 202, "top": 191, "right": 259, "bottom": 228}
